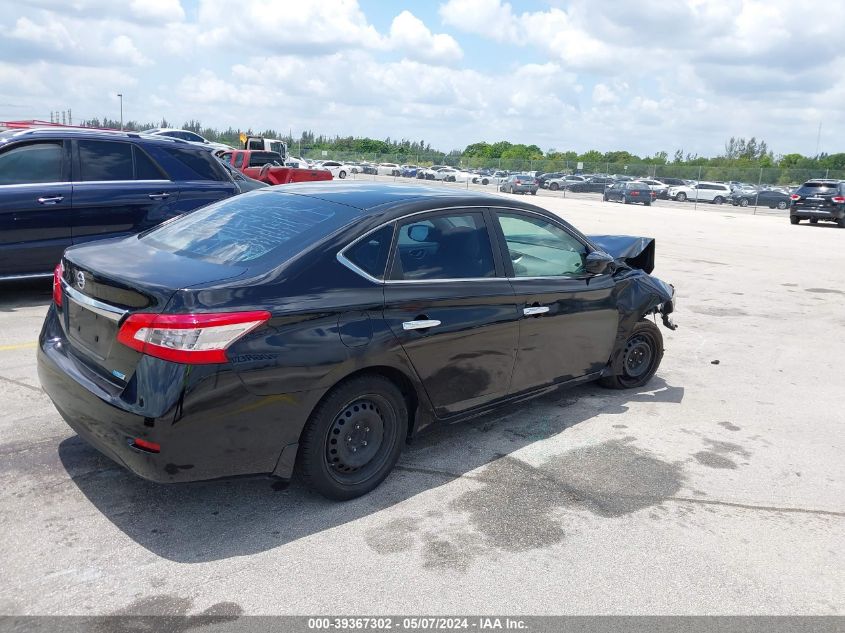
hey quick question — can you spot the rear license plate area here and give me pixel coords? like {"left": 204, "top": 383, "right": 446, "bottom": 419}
{"left": 67, "top": 300, "right": 118, "bottom": 361}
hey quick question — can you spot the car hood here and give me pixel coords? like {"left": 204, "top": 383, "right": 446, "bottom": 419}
{"left": 588, "top": 235, "right": 655, "bottom": 274}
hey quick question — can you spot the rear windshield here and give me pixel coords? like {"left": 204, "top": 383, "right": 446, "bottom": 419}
{"left": 799, "top": 182, "right": 838, "bottom": 190}
{"left": 142, "top": 190, "right": 360, "bottom": 265}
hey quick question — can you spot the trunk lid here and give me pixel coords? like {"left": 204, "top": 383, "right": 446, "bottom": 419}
{"left": 792, "top": 182, "right": 841, "bottom": 210}
{"left": 60, "top": 235, "right": 246, "bottom": 385}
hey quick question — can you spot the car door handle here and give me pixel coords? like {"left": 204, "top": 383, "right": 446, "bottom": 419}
{"left": 402, "top": 319, "right": 441, "bottom": 331}
{"left": 37, "top": 196, "right": 64, "bottom": 205}
{"left": 148, "top": 192, "right": 171, "bottom": 200}
{"left": 523, "top": 306, "right": 550, "bottom": 316}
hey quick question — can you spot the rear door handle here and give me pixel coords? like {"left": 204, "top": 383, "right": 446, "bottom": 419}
{"left": 523, "top": 306, "right": 550, "bottom": 316}
{"left": 148, "top": 193, "right": 171, "bottom": 200}
{"left": 402, "top": 319, "right": 441, "bottom": 331}
{"left": 37, "top": 196, "right": 64, "bottom": 205}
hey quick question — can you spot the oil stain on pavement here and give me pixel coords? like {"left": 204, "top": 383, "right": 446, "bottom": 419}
{"left": 366, "top": 438, "right": 684, "bottom": 569}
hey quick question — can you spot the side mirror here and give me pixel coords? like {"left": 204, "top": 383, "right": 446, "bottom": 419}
{"left": 408, "top": 224, "right": 431, "bottom": 242}
{"left": 585, "top": 250, "right": 615, "bottom": 275}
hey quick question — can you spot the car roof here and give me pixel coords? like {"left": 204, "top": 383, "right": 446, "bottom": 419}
{"left": 275, "top": 182, "right": 543, "bottom": 215}
{"left": 0, "top": 126, "right": 197, "bottom": 148}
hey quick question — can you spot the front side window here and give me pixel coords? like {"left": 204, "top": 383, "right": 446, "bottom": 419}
{"left": 78, "top": 140, "right": 134, "bottom": 181}
{"left": 391, "top": 212, "right": 495, "bottom": 281}
{"left": 0, "top": 142, "right": 64, "bottom": 185}
{"left": 497, "top": 212, "right": 586, "bottom": 278}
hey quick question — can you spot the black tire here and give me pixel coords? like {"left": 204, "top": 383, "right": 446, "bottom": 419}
{"left": 713, "top": 196, "right": 724, "bottom": 204}
{"left": 602, "top": 194, "right": 608, "bottom": 202}
{"left": 838, "top": 217, "right": 845, "bottom": 228}
{"left": 549, "top": 182, "right": 560, "bottom": 191}
{"left": 676, "top": 192, "right": 687, "bottom": 202}
{"left": 482, "top": 178, "right": 489, "bottom": 185}
{"left": 645, "top": 201, "right": 651, "bottom": 206}
{"left": 623, "top": 196, "right": 630, "bottom": 204}
{"left": 338, "top": 170, "right": 346, "bottom": 179}
{"left": 530, "top": 190, "right": 537, "bottom": 195}
{"left": 297, "top": 374, "right": 408, "bottom": 500}
{"left": 599, "top": 320, "right": 664, "bottom": 390}
{"left": 776, "top": 200, "right": 788, "bottom": 210}
{"left": 810, "top": 218, "right": 818, "bottom": 224}
{"left": 790, "top": 216, "right": 800, "bottom": 225}
{"left": 739, "top": 198, "right": 749, "bottom": 207}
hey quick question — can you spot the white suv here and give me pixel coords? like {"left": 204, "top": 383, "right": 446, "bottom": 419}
{"left": 669, "top": 181, "right": 732, "bottom": 204}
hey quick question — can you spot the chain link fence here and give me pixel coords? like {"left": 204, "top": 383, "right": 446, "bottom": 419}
{"left": 301, "top": 150, "right": 844, "bottom": 186}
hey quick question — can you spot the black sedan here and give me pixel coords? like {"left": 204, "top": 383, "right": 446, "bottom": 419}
{"left": 730, "top": 189, "right": 790, "bottom": 209}
{"left": 568, "top": 177, "right": 615, "bottom": 193}
{"left": 603, "top": 181, "right": 655, "bottom": 206}
{"left": 38, "top": 184, "right": 676, "bottom": 500}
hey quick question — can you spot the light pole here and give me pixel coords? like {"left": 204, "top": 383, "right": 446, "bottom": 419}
{"left": 117, "top": 93, "right": 123, "bottom": 130}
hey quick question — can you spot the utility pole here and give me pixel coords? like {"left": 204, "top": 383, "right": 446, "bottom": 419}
{"left": 117, "top": 93, "right": 123, "bottom": 130}
{"left": 815, "top": 122, "right": 822, "bottom": 157}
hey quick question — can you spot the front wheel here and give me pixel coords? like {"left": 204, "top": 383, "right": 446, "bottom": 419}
{"left": 599, "top": 320, "right": 664, "bottom": 390}
{"left": 675, "top": 192, "right": 687, "bottom": 202}
{"left": 739, "top": 198, "right": 749, "bottom": 207}
{"left": 790, "top": 216, "right": 800, "bottom": 224}
{"left": 776, "top": 200, "right": 788, "bottom": 210}
{"left": 297, "top": 375, "right": 408, "bottom": 500}
{"left": 549, "top": 182, "right": 560, "bottom": 191}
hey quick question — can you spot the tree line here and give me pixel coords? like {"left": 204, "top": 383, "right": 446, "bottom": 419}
{"left": 75, "top": 118, "right": 844, "bottom": 170}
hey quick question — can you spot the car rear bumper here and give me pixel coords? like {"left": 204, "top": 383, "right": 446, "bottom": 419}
{"left": 37, "top": 306, "right": 313, "bottom": 483}
{"left": 791, "top": 207, "right": 844, "bottom": 220}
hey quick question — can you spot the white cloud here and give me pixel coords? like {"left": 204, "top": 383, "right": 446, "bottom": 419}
{"left": 129, "top": 0, "right": 185, "bottom": 22}
{"left": 592, "top": 84, "right": 617, "bottom": 105}
{"left": 388, "top": 11, "right": 462, "bottom": 65}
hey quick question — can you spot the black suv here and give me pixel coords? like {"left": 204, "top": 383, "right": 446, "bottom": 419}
{"left": 789, "top": 180, "right": 845, "bottom": 227}
{"left": 0, "top": 127, "right": 238, "bottom": 279}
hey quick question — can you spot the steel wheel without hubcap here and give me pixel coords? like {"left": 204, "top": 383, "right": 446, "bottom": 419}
{"left": 325, "top": 396, "right": 390, "bottom": 483}
{"left": 599, "top": 320, "right": 664, "bottom": 390}
{"left": 297, "top": 374, "right": 408, "bottom": 499}
{"left": 325, "top": 395, "right": 394, "bottom": 485}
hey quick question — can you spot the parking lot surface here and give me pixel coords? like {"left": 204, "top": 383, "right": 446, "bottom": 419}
{"left": 1, "top": 191, "right": 843, "bottom": 616}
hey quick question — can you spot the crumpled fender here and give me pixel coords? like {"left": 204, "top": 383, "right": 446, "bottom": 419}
{"left": 588, "top": 235, "right": 655, "bottom": 273}
{"left": 605, "top": 268, "right": 676, "bottom": 375}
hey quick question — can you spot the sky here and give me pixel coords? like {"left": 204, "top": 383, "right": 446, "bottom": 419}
{"left": 0, "top": 0, "right": 842, "bottom": 157}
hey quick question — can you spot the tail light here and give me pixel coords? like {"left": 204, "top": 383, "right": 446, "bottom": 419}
{"left": 117, "top": 311, "right": 271, "bottom": 364}
{"left": 630, "top": 191, "right": 639, "bottom": 196}
{"left": 52, "top": 262, "right": 63, "bottom": 307}
{"left": 132, "top": 438, "right": 161, "bottom": 453}
{"left": 831, "top": 196, "right": 845, "bottom": 204}
{"left": 790, "top": 194, "right": 800, "bottom": 200}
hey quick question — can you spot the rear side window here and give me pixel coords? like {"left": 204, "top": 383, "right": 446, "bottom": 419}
{"left": 142, "top": 190, "right": 360, "bottom": 265}
{"left": 163, "top": 147, "right": 228, "bottom": 181}
{"left": 233, "top": 153, "right": 245, "bottom": 168}
{"left": 390, "top": 212, "right": 495, "bottom": 281}
{"left": 0, "top": 142, "right": 64, "bottom": 185}
{"left": 78, "top": 140, "right": 133, "bottom": 181}
{"left": 344, "top": 224, "right": 394, "bottom": 279}
{"left": 248, "top": 152, "right": 281, "bottom": 167}
{"left": 133, "top": 146, "right": 166, "bottom": 180}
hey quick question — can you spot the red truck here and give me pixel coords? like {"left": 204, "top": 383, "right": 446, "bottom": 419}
{"left": 219, "top": 150, "right": 332, "bottom": 185}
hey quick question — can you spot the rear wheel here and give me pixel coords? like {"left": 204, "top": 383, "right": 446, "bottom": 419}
{"left": 530, "top": 190, "right": 537, "bottom": 195}
{"left": 599, "top": 321, "right": 664, "bottom": 390}
{"left": 838, "top": 217, "right": 845, "bottom": 228}
{"left": 776, "top": 200, "right": 788, "bottom": 210}
{"left": 713, "top": 196, "right": 724, "bottom": 204}
{"left": 645, "top": 201, "right": 652, "bottom": 206}
{"left": 739, "top": 198, "right": 749, "bottom": 207}
{"left": 676, "top": 192, "right": 687, "bottom": 202}
{"left": 297, "top": 375, "right": 408, "bottom": 500}
{"left": 339, "top": 170, "right": 347, "bottom": 179}
{"left": 810, "top": 218, "right": 818, "bottom": 224}
{"left": 790, "top": 216, "right": 800, "bottom": 225}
